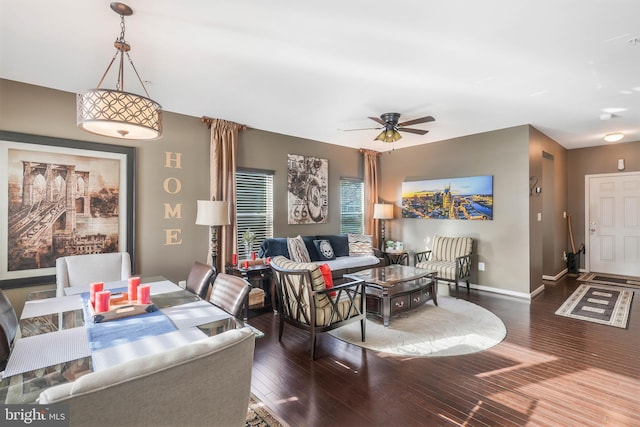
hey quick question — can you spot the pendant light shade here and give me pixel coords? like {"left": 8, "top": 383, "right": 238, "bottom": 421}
{"left": 77, "top": 89, "right": 162, "bottom": 139}
{"left": 77, "top": 3, "right": 162, "bottom": 140}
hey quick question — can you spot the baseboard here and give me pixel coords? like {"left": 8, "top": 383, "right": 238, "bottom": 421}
{"left": 467, "top": 283, "right": 543, "bottom": 301}
{"left": 542, "top": 268, "right": 568, "bottom": 281}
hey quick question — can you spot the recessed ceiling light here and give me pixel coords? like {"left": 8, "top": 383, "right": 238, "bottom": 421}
{"left": 604, "top": 132, "right": 624, "bottom": 142}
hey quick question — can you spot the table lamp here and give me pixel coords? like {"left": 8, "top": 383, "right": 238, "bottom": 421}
{"left": 195, "top": 199, "right": 231, "bottom": 272}
{"left": 373, "top": 203, "right": 394, "bottom": 251}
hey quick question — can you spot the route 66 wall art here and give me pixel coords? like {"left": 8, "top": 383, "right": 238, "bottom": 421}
{"left": 287, "top": 154, "right": 328, "bottom": 224}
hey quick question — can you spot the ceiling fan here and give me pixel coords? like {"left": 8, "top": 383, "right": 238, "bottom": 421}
{"left": 344, "top": 112, "right": 435, "bottom": 143}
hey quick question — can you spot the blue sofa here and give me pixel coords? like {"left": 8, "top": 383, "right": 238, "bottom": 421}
{"left": 258, "top": 234, "right": 384, "bottom": 279}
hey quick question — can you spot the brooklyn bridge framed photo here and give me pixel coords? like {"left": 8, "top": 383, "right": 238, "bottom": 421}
{"left": 0, "top": 131, "right": 135, "bottom": 287}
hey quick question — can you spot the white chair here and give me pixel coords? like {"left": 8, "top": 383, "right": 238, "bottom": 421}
{"left": 56, "top": 252, "right": 132, "bottom": 291}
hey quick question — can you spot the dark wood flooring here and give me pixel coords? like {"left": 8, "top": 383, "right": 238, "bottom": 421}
{"left": 247, "top": 275, "right": 640, "bottom": 426}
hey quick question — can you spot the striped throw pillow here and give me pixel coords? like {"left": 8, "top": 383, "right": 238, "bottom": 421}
{"left": 347, "top": 233, "right": 374, "bottom": 256}
{"left": 287, "top": 235, "right": 311, "bottom": 263}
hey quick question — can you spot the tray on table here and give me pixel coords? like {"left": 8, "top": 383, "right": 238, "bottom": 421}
{"left": 87, "top": 292, "right": 157, "bottom": 323}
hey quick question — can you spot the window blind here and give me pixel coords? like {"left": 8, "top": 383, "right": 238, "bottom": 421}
{"left": 340, "top": 178, "right": 364, "bottom": 234}
{"left": 236, "top": 171, "right": 273, "bottom": 259}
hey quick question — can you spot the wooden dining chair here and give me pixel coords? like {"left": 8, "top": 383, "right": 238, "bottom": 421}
{"left": 209, "top": 273, "right": 251, "bottom": 319}
{"left": 0, "top": 290, "right": 19, "bottom": 370}
{"left": 184, "top": 261, "right": 214, "bottom": 299}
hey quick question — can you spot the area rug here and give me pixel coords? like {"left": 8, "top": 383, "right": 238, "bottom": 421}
{"left": 555, "top": 284, "right": 633, "bottom": 329}
{"left": 246, "top": 393, "right": 288, "bottom": 427}
{"left": 328, "top": 296, "right": 506, "bottom": 357}
{"left": 577, "top": 272, "right": 640, "bottom": 290}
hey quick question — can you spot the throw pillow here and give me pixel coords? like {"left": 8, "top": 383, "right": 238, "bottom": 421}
{"left": 348, "top": 233, "right": 374, "bottom": 256}
{"left": 287, "top": 235, "right": 311, "bottom": 263}
{"left": 313, "top": 239, "right": 336, "bottom": 261}
{"left": 318, "top": 263, "right": 336, "bottom": 297}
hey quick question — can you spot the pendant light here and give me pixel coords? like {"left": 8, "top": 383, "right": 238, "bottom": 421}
{"left": 77, "top": 2, "right": 162, "bottom": 140}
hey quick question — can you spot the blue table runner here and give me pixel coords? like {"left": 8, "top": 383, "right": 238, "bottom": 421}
{"left": 81, "top": 288, "right": 177, "bottom": 351}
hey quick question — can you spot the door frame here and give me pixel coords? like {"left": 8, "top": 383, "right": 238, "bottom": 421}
{"left": 584, "top": 171, "right": 640, "bottom": 273}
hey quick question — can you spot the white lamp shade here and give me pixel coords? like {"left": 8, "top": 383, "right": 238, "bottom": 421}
{"left": 195, "top": 200, "right": 230, "bottom": 226}
{"left": 373, "top": 203, "right": 394, "bottom": 219}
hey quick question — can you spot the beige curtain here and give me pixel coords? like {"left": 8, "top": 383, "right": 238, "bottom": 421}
{"left": 206, "top": 118, "right": 244, "bottom": 272}
{"left": 360, "top": 149, "right": 382, "bottom": 248}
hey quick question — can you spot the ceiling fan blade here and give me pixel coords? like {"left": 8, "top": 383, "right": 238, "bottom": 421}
{"left": 368, "top": 116, "right": 386, "bottom": 126}
{"left": 398, "top": 116, "right": 435, "bottom": 127}
{"left": 340, "top": 126, "right": 381, "bottom": 132}
{"left": 399, "top": 128, "right": 429, "bottom": 135}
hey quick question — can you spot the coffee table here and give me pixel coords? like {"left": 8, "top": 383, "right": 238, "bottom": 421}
{"left": 344, "top": 265, "right": 437, "bottom": 327}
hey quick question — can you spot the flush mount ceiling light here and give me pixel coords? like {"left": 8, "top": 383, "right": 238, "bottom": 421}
{"left": 604, "top": 132, "right": 624, "bottom": 142}
{"left": 77, "top": 2, "right": 162, "bottom": 140}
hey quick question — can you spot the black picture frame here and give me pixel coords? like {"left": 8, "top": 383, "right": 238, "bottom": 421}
{"left": 0, "top": 131, "right": 136, "bottom": 288}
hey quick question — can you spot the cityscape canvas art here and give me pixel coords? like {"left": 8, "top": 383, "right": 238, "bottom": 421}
{"left": 402, "top": 175, "right": 493, "bottom": 220}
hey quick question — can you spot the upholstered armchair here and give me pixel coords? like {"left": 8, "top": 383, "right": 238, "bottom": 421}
{"left": 414, "top": 236, "right": 473, "bottom": 298}
{"left": 55, "top": 252, "right": 132, "bottom": 291}
{"left": 270, "top": 256, "right": 366, "bottom": 359}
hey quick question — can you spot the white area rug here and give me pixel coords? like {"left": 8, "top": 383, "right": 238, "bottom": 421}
{"left": 328, "top": 296, "right": 506, "bottom": 357}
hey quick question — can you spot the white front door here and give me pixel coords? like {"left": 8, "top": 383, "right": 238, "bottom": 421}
{"left": 586, "top": 172, "right": 640, "bottom": 276}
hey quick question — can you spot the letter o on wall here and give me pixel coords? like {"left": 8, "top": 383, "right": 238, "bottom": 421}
{"left": 163, "top": 177, "right": 182, "bottom": 194}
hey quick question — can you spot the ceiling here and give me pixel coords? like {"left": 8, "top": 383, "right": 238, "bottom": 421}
{"left": 2, "top": 0, "right": 640, "bottom": 152}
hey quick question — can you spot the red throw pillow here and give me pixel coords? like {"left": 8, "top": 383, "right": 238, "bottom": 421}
{"left": 318, "top": 263, "right": 336, "bottom": 297}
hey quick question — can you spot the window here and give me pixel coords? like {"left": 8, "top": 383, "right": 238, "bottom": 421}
{"left": 340, "top": 178, "right": 364, "bottom": 234}
{"left": 236, "top": 170, "right": 273, "bottom": 259}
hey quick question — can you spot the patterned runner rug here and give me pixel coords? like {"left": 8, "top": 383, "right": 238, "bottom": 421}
{"left": 555, "top": 284, "right": 634, "bottom": 328}
{"left": 246, "top": 393, "right": 289, "bottom": 427}
{"left": 577, "top": 272, "right": 640, "bottom": 290}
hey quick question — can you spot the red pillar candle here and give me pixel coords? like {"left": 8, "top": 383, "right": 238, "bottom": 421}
{"left": 95, "top": 290, "right": 111, "bottom": 313}
{"left": 90, "top": 282, "right": 104, "bottom": 306}
{"left": 244, "top": 260, "right": 249, "bottom": 269}
{"left": 251, "top": 251, "right": 256, "bottom": 260}
{"left": 137, "top": 285, "right": 151, "bottom": 304}
{"left": 232, "top": 253, "right": 238, "bottom": 266}
{"left": 128, "top": 277, "right": 140, "bottom": 301}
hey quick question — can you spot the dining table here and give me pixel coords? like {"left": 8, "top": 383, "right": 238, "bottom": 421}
{"left": 0, "top": 276, "right": 248, "bottom": 404}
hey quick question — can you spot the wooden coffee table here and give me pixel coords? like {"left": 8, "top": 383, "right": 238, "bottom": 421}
{"left": 344, "top": 265, "right": 437, "bottom": 327}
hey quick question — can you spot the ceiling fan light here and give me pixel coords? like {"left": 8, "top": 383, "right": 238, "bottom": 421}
{"left": 375, "top": 128, "right": 402, "bottom": 143}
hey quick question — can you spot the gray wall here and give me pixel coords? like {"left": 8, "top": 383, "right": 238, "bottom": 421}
{"left": 379, "top": 126, "right": 533, "bottom": 295}
{"left": 528, "top": 127, "right": 568, "bottom": 289}
{"left": 238, "top": 128, "right": 362, "bottom": 238}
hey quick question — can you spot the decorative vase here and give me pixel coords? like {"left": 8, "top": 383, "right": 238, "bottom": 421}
{"left": 244, "top": 241, "right": 253, "bottom": 258}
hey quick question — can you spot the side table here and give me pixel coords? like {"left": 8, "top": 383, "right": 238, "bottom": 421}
{"left": 225, "top": 263, "right": 274, "bottom": 314}
{"left": 383, "top": 250, "right": 409, "bottom": 265}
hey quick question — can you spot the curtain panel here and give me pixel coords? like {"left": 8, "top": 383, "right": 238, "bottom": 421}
{"left": 360, "top": 149, "right": 382, "bottom": 248}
